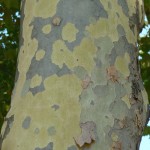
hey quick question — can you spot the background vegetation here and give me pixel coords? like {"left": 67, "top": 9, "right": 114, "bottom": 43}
{"left": 0, "top": 0, "right": 150, "bottom": 135}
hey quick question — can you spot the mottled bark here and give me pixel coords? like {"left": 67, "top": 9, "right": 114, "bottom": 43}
{"left": 0, "top": 0, "right": 149, "bottom": 150}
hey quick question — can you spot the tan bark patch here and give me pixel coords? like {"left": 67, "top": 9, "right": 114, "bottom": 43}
{"left": 74, "top": 121, "right": 96, "bottom": 147}
{"left": 111, "top": 141, "right": 122, "bottom": 150}
{"left": 107, "top": 66, "right": 119, "bottom": 82}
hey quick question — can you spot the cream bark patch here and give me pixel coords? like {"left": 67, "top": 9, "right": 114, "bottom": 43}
{"left": 34, "top": 0, "right": 59, "bottom": 18}
{"left": 42, "top": 24, "right": 51, "bottom": 34}
{"left": 62, "top": 23, "right": 79, "bottom": 42}
{"left": 30, "top": 74, "right": 42, "bottom": 88}
{"left": 51, "top": 38, "right": 97, "bottom": 73}
{"left": 115, "top": 52, "right": 130, "bottom": 77}
{"left": 35, "top": 50, "right": 45, "bottom": 61}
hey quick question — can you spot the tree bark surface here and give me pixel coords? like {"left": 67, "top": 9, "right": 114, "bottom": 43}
{"left": 0, "top": 0, "right": 149, "bottom": 150}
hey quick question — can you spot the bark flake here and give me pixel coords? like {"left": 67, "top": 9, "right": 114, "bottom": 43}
{"left": 74, "top": 121, "right": 96, "bottom": 147}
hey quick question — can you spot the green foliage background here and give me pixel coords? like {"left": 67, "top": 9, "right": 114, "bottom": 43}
{"left": 0, "top": 0, "right": 150, "bottom": 135}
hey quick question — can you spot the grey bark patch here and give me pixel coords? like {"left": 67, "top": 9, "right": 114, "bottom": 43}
{"left": 109, "top": 49, "right": 117, "bottom": 66}
{"left": 108, "top": 1, "right": 112, "bottom": 9}
{"left": 129, "top": 13, "right": 138, "bottom": 34}
{"left": 90, "top": 100, "right": 95, "bottom": 105}
{"left": 73, "top": 66, "right": 88, "bottom": 80}
{"left": 51, "top": 104, "right": 60, "bottom": 111}
{"left": 117, "top": 24, "right": 125, "bottom": 37}
{"left": 113, "top": 36, "right": 129, "bottom": 56}
{"left": 94, "top": 36, "right": 114, "bottom": 66}
{"left": 67, "top": 145, "right": 77, "bottom": 150}
{"left": 2, "top": 115, "right": 14, "bottom": 139}
{"left": 19, "top": 0, "right": 26, "bottom": 47}
{"left": 47, "top": 126, "right": 56, "bottom": 136}
{"left": 116, "top": 12, "right": 120, "bottom": 18}
{"left": 26, "top": 56, "right": 60, "bottom": 81}
{"left": 57, "top": 0, "right": 108, "bottom": 22}
{"left": 30, "top": 83, "right": 45, "bottom": 96}
{"left": 115, "top": 83, "right": 126, "bottom": 99}
{"left": 109, "top": 36, "right": 134, "bottom": 65}
{"left": 56, "top": 64, "right": 71, "bottom": 76}
{"left": 35, "top": 142, "right": 53, "bottom": 150}
{"left": 34, "top": 128, "right": 40, "bottom": 134}
{"left": 21, "top": 79, "right": 31, "bottom": 96}
{"left": 93, "top": 85, "right": 109, "bottom": 98}
{"left": 109, "top": 117, "right": 139, "bottom": 149}
{"left": 109, "top": 100, "right": 129, "bottom": 120}
{"left": 22, "top": 116, "right": 31, "bottom": 129}
{"left": 117, "top": 0, "right": 129, "bottom": 16}
{"left": 27, "top": 17, "right": 62, "bottom": 80}
{"left": 26, "top": 51, "right": 70, "bottom": 85}
{"left": 14, "top": 68, "right": 19, "bottom": 83}
{"left": 56, "top": 0, "right": 108, "bottom": 50}
{"left": 27, "top": 0, "right": 107, "bottom": 81}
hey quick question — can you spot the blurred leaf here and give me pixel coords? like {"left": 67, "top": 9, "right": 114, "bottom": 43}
{"left": 144, "top": 0, "right": 150, "bottom": 22}
{"left": 0, "top": 0, "right": 20, "bottom": 9}
{"left": 143, "top": 126, "right": 150, "bottom": 136}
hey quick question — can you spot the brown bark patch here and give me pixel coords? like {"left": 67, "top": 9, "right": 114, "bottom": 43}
{"left": 52, "top": 16, "right": 61, "bottom": 26}
{"left": 107, "top": 66, "right": 119, "bottom": 82}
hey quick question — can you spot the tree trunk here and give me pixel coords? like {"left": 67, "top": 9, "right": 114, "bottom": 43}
{"left": 0, "top": 0, "right": 149, "bottom": 149}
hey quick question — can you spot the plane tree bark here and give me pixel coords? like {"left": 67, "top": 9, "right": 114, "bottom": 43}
{"left": 0, "top": 0, "right": 149, "bottom": 149}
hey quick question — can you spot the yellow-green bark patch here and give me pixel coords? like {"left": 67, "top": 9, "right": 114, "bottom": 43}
{"left": 2, "top": 74, "right": 82, "bottom": 150}
{"left": 115, "top": 53, "right": 130, "bottom": 77}
{"left": 73, "top": 38, "right": 97, "bottom": 73}
{"left": 122, "top": 94, "right": 131, "bottom": 109}
{"left": 42, "top": 24, "right": 51, "bottom": 34}
{"left": 141, "top": 90, "right": 149, "bottom": 112}
{"left": 62, "top": 23, "right": 79, "bottom": 42}
{"left": 86, "top": 18, "right": 108, "bottom": 39}
{"left": 51, "top": 38, "right": 97, "bottom": 73}
{"left": 51, "top": 40, "right": 75, "bottom": 68}
{"left": 36, "top": 49, "right": 45, "bottom": 61}
{"left": 34, "top": 0, "right": 59, "bottom": 18}
{"left": 87, "top": 0, "right": 136, "bottom": 43}
{"left": 111, "top": 132, "right": 119, "bottom": 142}
{"left": 30, "top": 74, "right": 42, "bottom": 88}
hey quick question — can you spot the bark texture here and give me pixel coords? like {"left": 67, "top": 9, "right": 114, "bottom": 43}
{"left": 0, "top": 0, "right": 149, "bottom": 150}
